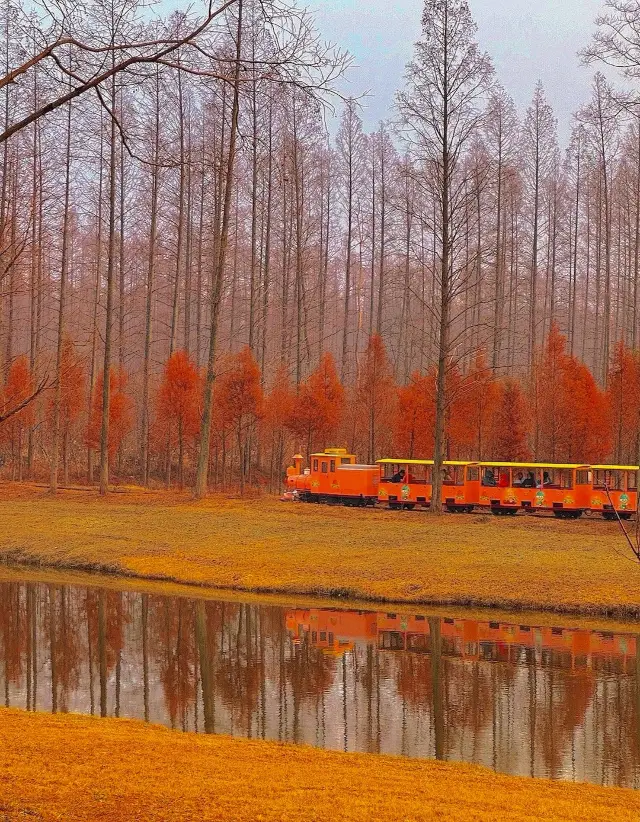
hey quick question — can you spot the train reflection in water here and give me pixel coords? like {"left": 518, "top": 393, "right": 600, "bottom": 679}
{"left": 0, "top": 578, "right": 638, "bottom": 789}
{"left": 286, "top": 608, "right": 637, "bottom": 674}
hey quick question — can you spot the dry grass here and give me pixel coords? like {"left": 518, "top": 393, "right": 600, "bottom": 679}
{"left": 0, "top": 709, "right": 637, "bottom": 822}
{"left": 2, "top": 483, "right": 640, "bottom": 616}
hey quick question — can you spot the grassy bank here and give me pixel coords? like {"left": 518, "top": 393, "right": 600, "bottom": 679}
{"left": 2, "top": 484, "right": 640, "bottom": 616}
{"left": 0, "top": 709, "right": 636, "bottom": 821}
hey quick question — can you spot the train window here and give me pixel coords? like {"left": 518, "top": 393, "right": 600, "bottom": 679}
{"left": 319, "top": 632, "right": 326, "bottom": 642}
{"left": 330, "top": 460, "right": 336, "bottom": 473}
{"left": 321, "top": 461, "right": 328, "bottom": 473}
{"left": 628, "top": 473, "right": 638, "bottom": 491}
{"left": 341, "top": 457, "right": 352, "bottom": 465}
{"left": 445, "top": 465, "right": 466, "bottom": 486}
{"left": 313, "top": 459, "right": 318, "bottom": 472}
{"left": 560, "top": 469, "right": 573, "bottom": 490}
{"left": 576, "top": 470, "right": 590, "bottom": 485}
{"left": 328, "top": 632, "right": 334, "bottom": 645}
{"left": 311, "top": 631, "right": 317, "bottom": 643}
{"left": 467, "top": 466, "right": 479, "bottom": 482}
{"left": 594, "top": 469, "right": 623, "bottom": 491}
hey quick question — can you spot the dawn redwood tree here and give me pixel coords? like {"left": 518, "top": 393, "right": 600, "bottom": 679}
{"left": 394, "top": 371, "right": 435, "bottom": 459}
{"left": 456, "top": 350, "right": 499, "bottom": 460}
{"left": 521, "top": 82, "right": 558, "bottom": 373}
{"left": 1, "top": 356, "right": 34, "bottom": 480}
{"left": 87, "top": 369, "right": 133, "bottom": 474}
{"left": 261, "top": 365, "right": 295, "bottom": 491}
{"left": 354, "top": 334, "right": 395, "bottom": 463}
{"left": 156, "top": 350, "right": 201, "bottom": 489}
{"left": 286, "top": 352, "right": 344, "bottom": 459}
{"left": 48, "top": 338, "right": 85, "bottom": 487}
{"left": 490, "top": 378, "right": 531, "bottom": 462}
{"left": 398, "top": 0, "right": 494, "bottom": 512}
{"left": 216, "top": 346, "right": 263, "bottom": 493}
{"left": 336, "top": 99, "right": 366, "bottom": 382}
{"left": 607, "top": 342, "right": 640, "bottom": 465}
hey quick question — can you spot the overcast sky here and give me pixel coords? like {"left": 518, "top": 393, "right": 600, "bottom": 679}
{"left": 306, "top": 0, "right": 613, "bottom": 146}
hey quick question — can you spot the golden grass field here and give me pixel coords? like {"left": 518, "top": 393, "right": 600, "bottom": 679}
{"left": 1, "top": 483, "right": 640, "bottom": 616}
{"left": 0, "top": 708, "right": 637, "bottom": 822}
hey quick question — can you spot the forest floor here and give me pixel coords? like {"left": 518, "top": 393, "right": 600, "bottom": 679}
{"left": 2, "top": 483, "right": 640, "bottom": 617}
{"left": 0, "top": 708, "right": 638, "bottom": 822}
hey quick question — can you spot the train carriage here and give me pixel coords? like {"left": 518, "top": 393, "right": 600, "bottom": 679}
{"left": 377, "top": 459, "right": 477, "bottom": 512}
{"left": 475, "top": 462, "right": 590, "bottom": 517}
{"left": 584, "top": 465, "right": 638, "bottom": 519}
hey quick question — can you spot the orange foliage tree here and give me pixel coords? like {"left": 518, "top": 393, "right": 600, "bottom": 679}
{"left": 261, "top": 365, "right": 295, "bottom": 490}
{"left": 1, "top": 356, "right": 34, "bottom": 480}
{"left": 453, "top": 351, "right": 500, "bottom": 459}
{"left": 532, "top": 325, "right": 610, "bottom": 462}
{"left": 607, "top": 341, "right": 640, "bottom": 464}
{"left": 490, "top": 378, "right": 531, "bottom": 462}
{"left": 87, "top": 369, "right": 133, "bottom": 474}
{"left": 48, "top": 337, "right": 85, "bottom": 485}
{"left": 286, "top": 353, "right": 344, "bottom": 458}
{"left": 216, "top": 347, "right": 263, "bottom": 493}
{"left": 354, "top": 334, "right": 396, "bottom": 462}
{"left": 155, "top": 351, "right": 201, "bottom": 488}
{"left": 394, "top": 371, "right": 435, "bottom": 458}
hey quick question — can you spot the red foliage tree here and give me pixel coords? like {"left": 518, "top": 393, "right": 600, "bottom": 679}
{"left": 87, "top": 369, "right": 133, "bottom": 471}
{"left": 286, "top": 353, "right": 345, "bottom": 458}
{"left": 261, "top": 365, "right": 295, "bottom": 490}
{"left": 48, "top": 337, "right": 85, "bottom": 485}
{"left": 354, "top": 334, "right": 396, "bottom": 462}
{"left": 607, "top": 341, "right": 640, "bottom": 464}
{"left": 394, "top": 371, "right": 435, "bottom": 458}
{"left": 489, "top": 378, "right": 532, "bottom": 462}
{"left": 216, "top": 347, "right": 263, "bottom": 493}
{"left": 1, "top": 356, "right": 34, "bottom": 480}
{"left": 155, "top": 350, "right": 201, "bottom": 488}
{"left": 532, "top": 324, "right": 610, "bottom": 462}
{"left": 453, "top": 350, "right": 500, "bottom": 459}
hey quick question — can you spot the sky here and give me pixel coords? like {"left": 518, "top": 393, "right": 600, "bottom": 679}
{"left": 306, "top": 0, "right": 613, "bottom": 146}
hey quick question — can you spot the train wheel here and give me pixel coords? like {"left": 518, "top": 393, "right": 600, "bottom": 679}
{"left": 620, "top": 513, "right": 633, "bottom": 521}
{"left": 402, "top": 503, "right": 415, "bottom": 511}
{"left": 389, "top": 502, "right": 401, "bottom": 510}
{"left": 553, "top": 510, "right": 566, "bottom": 519}
{"left": 602, "top": 512, "right": 616, "bottom": 521}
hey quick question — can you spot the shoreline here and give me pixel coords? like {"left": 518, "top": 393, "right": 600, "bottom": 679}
{"left": 2, "top": 484, "right": 640, "bottom": 621}
{"left": 3, "top": 549, "right": 640, "bottom": 621}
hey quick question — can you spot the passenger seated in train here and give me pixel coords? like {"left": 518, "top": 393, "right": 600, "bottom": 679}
{"left": 513, "top": 471, "right": 525, "bottom": 486}
{"left": 391, "top": 468, "right": 406, "bottom": 483}
{"left": 543, "top": 471, "right": 552, "bottom": 486}
{"left": 483, "top": 468, "right": 496, "bottom": 486}
{"left": 521, "top": 471, "right": 536, "bottom": 488}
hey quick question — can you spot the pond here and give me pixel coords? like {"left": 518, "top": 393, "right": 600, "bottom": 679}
{"left": 0, "top": 577, "right": 638, "bottom": 788}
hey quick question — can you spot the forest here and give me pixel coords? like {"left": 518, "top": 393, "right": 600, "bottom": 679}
{"left": 1, "top": 0, "right": 640, "bottom": 498}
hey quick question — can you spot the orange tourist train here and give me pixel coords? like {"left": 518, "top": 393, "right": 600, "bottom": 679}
{"left": 286, "top": 607, "right": 638, "bottom": 671}
{"left": 285, "top": 450, "right": 639, "bottom": 519}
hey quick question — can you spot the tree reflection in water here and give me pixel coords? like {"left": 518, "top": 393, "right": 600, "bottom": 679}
{"left": 0, "top": 580, "right": 637, "bottom": 788}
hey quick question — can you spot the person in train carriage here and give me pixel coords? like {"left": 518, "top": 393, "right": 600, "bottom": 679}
{"left": 521, "top": 471, "right": 536, "bottom": 488}
{"left": 513, "top": 471, "right": 525, "bottom": 486}
{"left": 498, "top": 470, "right": 509, "bottom": 487}
{"left": 483, "top": 468, "right": 496, "bottom": 486}
{"left": 391, "top": 468, "right": 406, "bottom": 483}
{"left": 543, "top": 471, "right": 552, "bottom": 486}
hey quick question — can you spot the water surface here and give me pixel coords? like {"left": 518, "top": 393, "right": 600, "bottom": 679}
{"left": 0, "top": 578, "right": 638, "bottom": 788}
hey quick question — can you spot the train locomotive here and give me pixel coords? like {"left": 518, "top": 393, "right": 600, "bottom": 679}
{"left": 285, "top": 449, "right": 639, "bottom": 519}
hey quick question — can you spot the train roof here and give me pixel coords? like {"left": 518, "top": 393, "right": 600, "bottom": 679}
{"left": 476, "top": 462, "right": 589, "bottom": 469}
{"left": 591, "top": 464, "right": 640, "bottom": 471}
{"left": 377, "top": 459, "right": 473, "bottom": 466}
